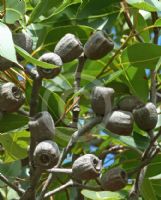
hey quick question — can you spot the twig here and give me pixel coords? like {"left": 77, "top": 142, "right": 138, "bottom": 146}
{"left": 39, "top": 116, "right": 103, "bottom": 200}
{"left": 47, "top": 168, "right": 72, "bottom": 174}
{"left": 17, "top": 109, "right": 29, "bottom": 117}
{"left": 128, "top": 128, "right": 160, "bottom": 200}
{"left": 29, "top": 74, "right": 42, "bottom": 117}
{"left": 72, "top": 53, "right": 87, "bottom": 128}
{"left": 44, "top": 180, "right": 101, "bottom": 199}
{"left": 21, "top": 70, "right": 42, "bottom": 200}
{"left": 20, "top": 169, "right": 42, "bottom": 200}
{"left": 0, "top": 0, "right": 6, "bottom": 19}
{"left": 29, "top": 72, "right": 42, "bottom": 166}
{"left": 150, "top": 12, "right": 159, "bottom": 105}
{"left": 120, "top": 0, "right": 143, "bottom": 43}
{"left": 57, "top": 116, "right": 103, "bottom": 166}
{"left": 151, "top": 12, "right": 159, "bottom": 45}
{"left": 96, "top": 31, "right": 133, "bottom": 78}
{"left": 0, "top": 173, "right": 24, "bottom": 196}
{"left": 99, "top": 145, "right": 127, "bottom": 159}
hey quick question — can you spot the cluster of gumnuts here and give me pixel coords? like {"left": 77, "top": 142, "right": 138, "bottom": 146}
{"left": 0, "top": 29, "right": 158, "bottom": 192}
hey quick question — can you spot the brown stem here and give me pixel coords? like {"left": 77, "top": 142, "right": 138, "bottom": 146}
{"left": 0, "top": 173, "right": 24, "bottom": 197}
{"left": 39, "top": 116, "right": 103, "bottom": 200}
{"left": 72, "top": 53, "right": 87, "bottom": 128}
{"left": 120, "top": 0, "right": 143, "bottom": 43}
{"left": 44, "top": 180, "right": 101, "bottom": 199}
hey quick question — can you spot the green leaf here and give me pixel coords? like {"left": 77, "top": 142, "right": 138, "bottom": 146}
{"left": 43, "top": 75, "right": 72, "bottom": 93}
{"left": 81, "top": 190, "right": 124, "bottom": 200}
{"left": 0, "top": 0, "right": 26, "bottom": 24}
{"left": 146, "top": 154, "right": 161, "bottom": 177}
{"left": 0, "top": 130, "right": 29, "bottom": 162}
{"left": 38, "top": 87, "right": 71, "bottom": 123}
{"left": 121, "top": 43, "right": 161, "bottom": 70}
{"left": 141, "top": 179, "right": 157, "bottom": 200}
{"left": 0, "top": 113, "right": 28, "bottom": 133}
{"left": 55, "top": 127, "right": 75, "bottom": 147}
{"left": 28, "top": 0, "right": 81, "bottom": 24}
{"left": 0, "top": 22, "right": 17, "bottom": 63}
{"left": 134, "top": 12, "right": 150, "bottom": 42}
{"left": 127, "top": 0, "right": 161, "bottom": 11}
{"left": 15, "top": 45, "right": 59, "bottom": 69}
{"left": 78, "top": 0, "right": 119, "bottom": 16}
{"left": 43, "top": 25, "right": 94, "bottom": 51}
{"left": 122, "top": 67, "right": 149, "bottom": 102}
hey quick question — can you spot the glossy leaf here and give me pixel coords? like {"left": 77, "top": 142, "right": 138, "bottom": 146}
{"left": 0, "top": 113, "right": 28, "bottom": 133}
{"left": 0, "top": 0, "right": 25, "bottom": 24}
{"left": 121, "top": 43, "right": 161, "bottom": 70}
{"left": 0, "top": 130, "right": 29, "bottom": 162}
{"left": 0, "top": 22, "right": 17, "bottom": 63}
{"left": 81, "top": 190, "right": 124, "bottom": 200}
{"left": 127, "top": 0, "right": 161, "bottom": 11}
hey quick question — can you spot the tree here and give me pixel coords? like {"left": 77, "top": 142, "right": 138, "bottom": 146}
{"left": 0, "top": 0, "right": 160, "bottom": 199}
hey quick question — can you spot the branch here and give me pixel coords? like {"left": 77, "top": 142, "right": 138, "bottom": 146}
{"left": 21, "top": 70, "right": 43, "bottom": 200}
{"left": 72, "top": 53, "right": 86, "bottom": 128}
{"left": 29, "top": 74, "right": 42, "bottom": 117}
{"left": 150, "top": 12, "right": 159, "bottom": 105}
{"left": 44, "top": 180, "right": 101, "bottom": 199}
{"left": 47, "top": 168, "right": 72, "bottom": 174}
{"left": 129, "top": 127, "right": 161, "bottom": 199}
{"left": 128, "top": 10, "right": 160, "bottom": 200}
{"left": 39, "top": 116, "right": 103, "bottom": 200}
{"left": 0, "top": 173, "right": 24, "bottom": 196}
{"left": 120, "top": 0, "right": 143, "bottom": 43}
{"left": 99, "top": 145, "right": 128, "bottom": 159}
{"left": 96, "top": 31, "right": 133, "bottom": 78}
{"left": 20, "top": 169, "right": 42, "bottom": 200}
{"left": 58, "top": 116, "right": 103, "bottom": 166}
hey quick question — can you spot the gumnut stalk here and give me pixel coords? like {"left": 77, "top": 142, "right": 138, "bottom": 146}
{"left": 29, "top": 111, "right": 55, "bottom": 143}
{"left": 133, "top": 102, "right": 158, "bottom": 131}
{"left": 72, "top": 154, "right": 102, "bottom": 180}
{"left": 0, "top": 82, "right": 25, "bottom": 112}
{"left": 54, "top": 33, "right": 83, "bottom": 63}
{"left": 37, "top": 52, "right": 63, "bottom": 79}
{"left": 100, "top": 167, "right": 128, "bottom": 191}
{"left": 33, "top": 140, "right": 60, "bottom": 169}
{"left": 84, "top": 30, "right": 114, "bottom": 60}
{"left": 91, "top": 86, "right": 115, "bottom": 116}
{"left": 105, "top": 110, "right": 134, "bottom": 136}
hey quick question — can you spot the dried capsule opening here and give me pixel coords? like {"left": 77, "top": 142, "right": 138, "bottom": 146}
{"left": 120, "top": 170, "right": 127, "bottom": 180}
{"left": 12, "top": 86, "right": 22, "bottom": 99}
{"left": 40, "top": 153, "right": 51, "bottom": 165}
{"left": 93, "top": 158, "right": 98, "bottom": 166}
{"left": 41, "top": 68, "right": 54, "bottom": 74}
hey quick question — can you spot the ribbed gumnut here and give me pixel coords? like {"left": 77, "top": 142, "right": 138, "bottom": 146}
{"left": 29, "top": 111, "right": 55, "bottom": 142}
{"left": 105, "top": 110, "right": 134, "bottom": 135}
{"left": 37, "top": 53, "right": 63, "bottom": 79}
{"left": 54, "top": 33, "right": 83, "bottom": 63}
{"left": 100, "top": 167, "right": 128, "bottom": 191}
{"left": 118, "top": 95, "right": 142, "bottom": 112}
{"left": 0, "top": 82, "right": 25, "bottom": 112}
{"left": 84, "top": 30, "right": 114, "bottom": 60}
{"left": 33, "top": 140, "right": 60, "bottom": 169}
{"left": 0, "top": 56, "right": 13, "bottom": 71}
{"left": 13, "top": 32, "right": 33, "bottom": 59}
{"left": 133, "top": 102, "right": 158, "bottom": 131}
{"left": 91, "top": 86, "right": 115, "bottom": 116}
{"left": 72, "top": 154, "right": 102, "bottom": 180}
